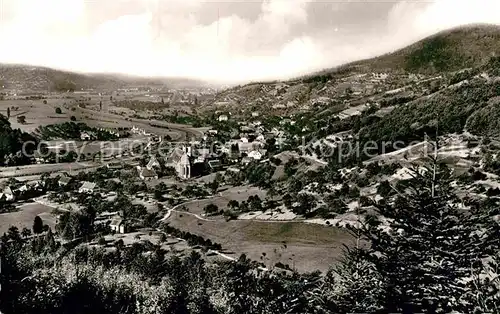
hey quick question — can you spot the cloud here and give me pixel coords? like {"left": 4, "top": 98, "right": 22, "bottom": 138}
{"left": 0, "top": 0, "right": 499, "bottom": 84}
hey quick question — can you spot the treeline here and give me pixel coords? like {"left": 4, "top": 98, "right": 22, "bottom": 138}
{"left": 162, "top": 224, "right": 222, "bottom": 251}
{"left": 359, "top": 79, "right": 500, "bottom": 147}
{"left": 466, "top": 103, "right": 500, "bottom": 136}
{"left": 36, "top": 122, "right": 120, "bottom": 141}
{"left": 0, "top": 114, "right": 38, "bottom": 166}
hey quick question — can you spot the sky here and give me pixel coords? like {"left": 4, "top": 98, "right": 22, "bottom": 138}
{"left": 0, "top": 0, "right": 499, "bottom": 84}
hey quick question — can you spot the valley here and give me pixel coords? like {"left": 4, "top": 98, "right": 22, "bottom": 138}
{"left": 1, "top": 23, "right": 500, "bottom": 314}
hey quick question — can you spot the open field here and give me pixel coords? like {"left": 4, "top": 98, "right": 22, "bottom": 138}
{"left": 164, "top": 211, "right": 354, "bottom": 273}
{"left": 0, "top": 96, "right": 195, "bottom": 142}
{"left": 0, "top": 97, "right": 75, "bottom": 133}
{"left": 178, "top": 185, "right": 268, "bottom": 216}
{"left": 0, "top": 202, "right": 56, "bottom": 234}
{"left": 75, "top": 105, "right": 203, "bottom": 141}
{"left": 0, "top": 161, "right": 100, "bottom": 178}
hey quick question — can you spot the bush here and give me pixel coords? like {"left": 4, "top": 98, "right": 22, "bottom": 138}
{"left": 98, "top": 237, "right": 106, "bottom": 245}
{"left": 223, "top": 210, "right": 238, "bottom": 220}
{"left": 70, "top": 116, "right": 76, "bottom": 121}
{"left": 17, "top": 116, "right": 26, "bottom": 124}
{"left": 55, "top": 107, "right": 62, "bottom": 114}
{"left": 204, "top": 203, "right": 219, "bottom": 215}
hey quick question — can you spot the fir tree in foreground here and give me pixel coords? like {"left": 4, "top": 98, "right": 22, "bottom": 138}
{"left": 329, "top": 157, "right": 500, "bottom": 313}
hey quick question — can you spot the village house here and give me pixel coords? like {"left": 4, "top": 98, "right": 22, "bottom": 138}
{"left": 226, "top": 166, "right": 240, "bottom": 173}
{"left": 17, "top": 184, "right": 29, "bottom": 193}
{"left": 110, "top": 217, "right": 127, "bottom": 234}
{"left": 240, "top": 125, "right": 254, "bottom": 133}
{"left": 106, "top": 162, "right": 124, "bottom": 170}
{"left": 80, "top": 132, "right": 91, "bottom": 141}
{"left": 256, "top": 134, "right": 265, "bottom": 142}
{"left": 247, "top": 150, "right": 264, "bottom": 160}
{"left": 167, "top": 147, "right": 192, "bottom": 179}
{"left": 218, "top": 115, "right": 228, "bottom": 122}
{"left": 146, "top": 156, "right": 161, "bottom": 170}
{"left": 312, "top": 97, "right": 331, "bottom": 106}
{"left": 58, "top": 175, "right": 72, "bottom": 187}
{"left": 238, "top": 142, "right": 257, "bottom": 155}
{"left": 241, "top": 157, "right": 253, "bottom": 165}
{"left": 33, "top": 150, "right": 49, "bottom": 164}
{"left": 78, "top": 181, "right": 96, "bottom": 194}
{"left": 131, "top": 126, "right": 150, "bottom": 136}
{"left": 220, "top": 145, "right": 231, "bottom": 154}
{"left": 207, "top": 159, "right": 222, "bottom": 172}
{"left": 0, "top": 186, "right": 16, "bottom": 201}
{"left": 137, "top": 166, "right": 158, "bottom": 181}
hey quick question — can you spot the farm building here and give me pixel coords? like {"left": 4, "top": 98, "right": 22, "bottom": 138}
{"left": 58, "top": 175, "right": 72, "bottom": 187}
{"left": 137, "top": 166, "right": 158, "bottom": 181}
{"left": 110, "top": 217, "right": 127, "bottom": 234}
{"left": 78, "top": 181, "right": 96, "bottom": 194}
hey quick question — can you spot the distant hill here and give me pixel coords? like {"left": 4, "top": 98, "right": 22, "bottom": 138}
{"left": 314, "top": 24, "right": 500, "bottom": 77}
{"left": 0, "top": 64, "right": 208, "bottom": 92}
{"left": 206, "top": 24, "right": 500, "bottom": 113}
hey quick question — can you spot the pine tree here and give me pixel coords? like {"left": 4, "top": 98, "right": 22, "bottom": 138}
{"left": 43, "top": 228, "right": 57, "bottom": 252}
{"left": 33, "top": 216, "right": 44, "bottom": 234}
{"left": 317, "top": 246, "right": 384, "bottom": 313}
{"left": 352, "top": 158, "right": 499, "bottom": 312}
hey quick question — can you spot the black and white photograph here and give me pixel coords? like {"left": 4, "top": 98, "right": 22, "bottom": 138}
{"left": 0, "top": 0, "right": 499, "bottom": 313}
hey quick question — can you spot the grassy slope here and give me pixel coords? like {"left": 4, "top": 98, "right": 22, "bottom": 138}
{"left": 321, "top": 23, "right": 500, "bottom": 75}
{"left": 210, "top": 24, "right": 500, "bottom": 112}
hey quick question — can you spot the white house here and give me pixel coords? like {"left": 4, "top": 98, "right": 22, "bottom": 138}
{"left": 238, "top": 142, "right": 256, "bottom": 154}
{"left": 106, "top": 162, "right": 124, "bottom": 170}
{"left": 218, "top": 115, "right": 228, "bottom": 122}
{"left": 110, "top": 217, "right": 127, "bottom": 234}
{"left": 146, "top": 156, "right": 161, "bottom": 170}
{"left": 248, "top": 150, "right": 263, "bottom": 160}
{"left": 0, "top": 186, "right": 15, "bottom": 201}
{"left": 166, "top": 147, "right": 192, "bottom": 179}
{"left": 79, "top": 181, "right": 96, "bottom": 194}
{"left": 137, "top": 166, "right": 158, "bottom": 181}
{"left": 80, "top": 132, "right": 91, "bottom": 141}
{"left": 58, "top": 175, "right": 72, "bottom": 187}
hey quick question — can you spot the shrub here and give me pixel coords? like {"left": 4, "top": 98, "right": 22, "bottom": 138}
{"left": 55, "top": 107, "right": 62, "bottom": 114}
{"left": 204, "top": 203, "right": 219, "bottom": 215}
{"left": 17, "top": 116, "right": 26, "bottom": 124}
